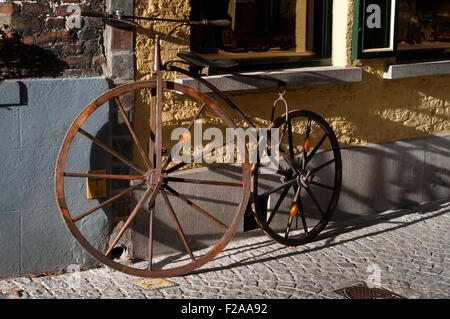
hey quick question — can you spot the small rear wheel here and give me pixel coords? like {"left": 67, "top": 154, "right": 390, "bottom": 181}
{"left": 251, "top": 109, "right": 342, "bottom": 246}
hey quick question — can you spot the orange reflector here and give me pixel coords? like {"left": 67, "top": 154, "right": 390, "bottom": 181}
{"left": 179, "top": 131, "right": 191, "bottom": 145}
{"left": 290, "top": 204, "right": 298, "bottom": 218}
{"left": 305, "top": 138, "right": 311, "bottom": 153}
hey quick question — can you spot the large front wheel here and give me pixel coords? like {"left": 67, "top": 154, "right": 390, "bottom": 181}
{"left": 55, "top": 80, "right": 250, "bottom": 277}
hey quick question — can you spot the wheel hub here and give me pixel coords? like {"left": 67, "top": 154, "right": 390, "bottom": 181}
{"left": 281, "top": 170, "right": 313, "bottom": 188}
{"left": 299, "top": 171, "right": 313, "bottom": 188}
{"left": 145, "top": 170, "right": 168, "bottom": 187}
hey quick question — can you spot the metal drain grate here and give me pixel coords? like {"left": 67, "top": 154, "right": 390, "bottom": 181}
{"left": 335, "top": 283, "right": 405, "bottom": 299}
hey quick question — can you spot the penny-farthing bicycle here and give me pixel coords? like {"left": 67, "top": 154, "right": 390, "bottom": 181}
{"left": 55, "top": 10, "right": 342, "bottom": 277}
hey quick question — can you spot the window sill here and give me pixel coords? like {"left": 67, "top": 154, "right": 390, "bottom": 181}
{"left": 175, "top": 66, "right": 362, "bottom": 93}
{"left": 383, "top": 60, "right": 450, "bottom": 80}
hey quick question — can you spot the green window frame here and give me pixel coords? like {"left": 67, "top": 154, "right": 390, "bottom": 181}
{"left": 352, "top": 0, "right": 399, "bottom": 59}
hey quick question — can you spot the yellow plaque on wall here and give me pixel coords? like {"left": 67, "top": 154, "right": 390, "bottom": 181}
{"left": 86, "top": 169, "right": 107, "bottom": 199}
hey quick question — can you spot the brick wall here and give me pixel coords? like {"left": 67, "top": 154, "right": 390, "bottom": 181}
{"left": 0, "top": 0, "right": 106, "bottom": 79}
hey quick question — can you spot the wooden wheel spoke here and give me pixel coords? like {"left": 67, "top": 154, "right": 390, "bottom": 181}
{"left": 278, "top": 145, "right": 305, "bottom": 177}
{"left": 73, "top": 181, "right": 146, "bottom": 223}
{"left": 266, "top": 185, "right": 291, "bottom": 225}
{"left": 259, "top": 178, "right": 297, "bottom": 199}
{"left": 287, "top": 119, "right": 294, "bottom": 159}
{"left": 78, "top": 128, "right": 146, "bottom": 174}
{"left": 305, "top": 133, "right": 328, "bottom": 166}
{"left": 274, "top": 167, "right": 290, "bottom": 176}
{"left": 164, "top": 185, "right": 229, "bottom": 231}
{"left": 310, "top": 159, "right": 335, "bottom": 174}
{"left": 105, "top": 183, "right": 161, "bottom": 257}
{"left": 285, "top": 216, "right": 294, "bottom": 238}
{"left": 297, "top": 193, "right": 308, "bottom": 235}
{"left": 301, "top": 118, "right": 312, "bottom": 170}
{"left": 167, "top": 177, "right": 242, "bottom": 188}
{"left": 304, "top": 187, "right": 324, "bottom": 217}
{"left": 115, "top": 97, "right": 153, "bottom": 170}
{"left": 285, "top": 185, "right": 300, "bottom": 238}
{"left": 310, "top": 180, "right": 334, "bottom": 191}
{"left": 259, "top": 142, "right": 286, "bottom": 175}
{"left": 64, "top": 172, "right": 146, "bottom": 180}
{"left": 161, "top": 189, "right": 195, "bottom": 261}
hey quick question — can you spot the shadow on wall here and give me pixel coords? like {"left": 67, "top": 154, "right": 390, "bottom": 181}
{"left": 0, "top": 36, "right": 68, "bottom": 79}
{"left": 335, "top": 133, "right": 449, "bottom": 222}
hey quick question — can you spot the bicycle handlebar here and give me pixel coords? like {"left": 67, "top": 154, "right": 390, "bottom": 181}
{"left": 80, "top": 9, "right": 231, "bottom": 27}
{"left": 80, "top": 9, "right": 110, "bottom": 18}
{"left": 190, "top": 19, "right": 231, "bottom": 27}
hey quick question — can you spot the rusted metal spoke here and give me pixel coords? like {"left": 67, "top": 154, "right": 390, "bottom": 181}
{"left": 161, "top": 189, "right": 196, "bottom": 261}
{"left": 78, "top": 127, "right": 146, "bottom": 174}
{"left": 310, "top": 159, "right": 335, "bottom": 174}
{"left": 310, "top": 180, "right": 334, "bottom": 191}
{"left": 148, "top": 208, "right": 154, "bottom": 270}
{"left": 167, "top": 177, "right": 242, "bottom": 188}
{"left": 305, "top": 133, "right": 328, "bottom": 166}
{"left": 188, "top": 103, "right": 206, "bottom": 130}
{"left": 304, "top": 187, "right": 324, "bottom": 217}
{"left": 105, "top": 184, "right": 160, "bottom": 257}
{"left": 115, "top": 97, "right": 153, "bottom": 170}
{"left": 267, "top": 185, "right": 291, "bottom": 225}
{"left": 73, "top": 182, "right": 146, "bottom": 223}
{"left": 161, "top": 103, "right": 206, "bottom": 171}
{"left": 164, "top": 185, "right": 229, "bottom": 231}
{"left": 165, "top": 136, "right": 235, "bottom": 174}
{"left": 64, "top": 172, "right": 146, "bottom": 180}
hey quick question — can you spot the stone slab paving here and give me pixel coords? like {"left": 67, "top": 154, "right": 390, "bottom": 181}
{"left": 0, "top": 200, "right": 449, "bottom": 299}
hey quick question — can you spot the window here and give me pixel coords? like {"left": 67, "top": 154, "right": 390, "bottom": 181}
{"left": 352, "top": 0, "right": 399, "bottom": 59}
{"left": 352, "top": 0, "right": 450, "bottom": 60}
{"left": 189, "top": 0, "right": 333, "bottom": 71}
{"left": 397, "top": 0, "right": 450, "bottom": 61}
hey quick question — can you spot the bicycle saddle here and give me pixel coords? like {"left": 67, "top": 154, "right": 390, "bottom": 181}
{"left": 177, "top": 51, "right": 238, "bottom": 70}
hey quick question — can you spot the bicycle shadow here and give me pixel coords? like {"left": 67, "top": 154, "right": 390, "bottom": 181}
{"left": 189, "top": 199, "right": 449, "bottom": 275}
{"left": 0, "top": 36, "right": 68, "bottom": 79}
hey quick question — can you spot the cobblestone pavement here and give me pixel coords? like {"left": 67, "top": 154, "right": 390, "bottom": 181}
{"left": 0, "top": 200, "right": 449, "bottom": 299}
